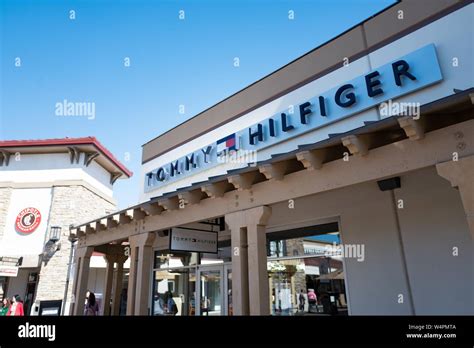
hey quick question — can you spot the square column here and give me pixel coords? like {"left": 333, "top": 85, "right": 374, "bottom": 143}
{"left": 226, "top": 206, "right": 272, "bottom": 315}
{"left": 247, "top": 223, "right": 270, "bottom": 315}
{"left": 112, "top": 255, "right": 127, "bottom": 315}
{"left": 102, "top": 254, "right": 116, "bottom": 316}
{"left": 71, "top": 246, "right": 94, "bottom": 315}
{"left": 227, "top": 215, "right": 249, "bottom": 315}
{"left": 127, "top": 232, "right": 156, "bottom": 315}
{"left": 437, "top": 156, "right": 474, "bottom": 240}
{"left": 126, "top": 243, "right": 138, "bottom": 315}
{"left": 102, "top": 251, "right": 128, "bottom": 316}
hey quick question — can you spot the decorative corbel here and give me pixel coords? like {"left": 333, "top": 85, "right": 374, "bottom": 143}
{"left": 178, "top": 190, "right": 202, "bottom": 205}
{"left": 341, "top": 135, "right": 370, "bottom": 156}
{"left": 201, "top": 181, "right": 228, "bottom": 198}
{"left": 397, "top": 116, "right": 425, "bottom": 140}
{"left": 259, "top": 161, "right": 288, "bottom": 181}
{"left": 296, "top": 149, "right": 326, "bottom": 170}
{"left": 227, "top": 171, "right": 256, "bottom": 191}
{"left": 84, "top": 152, "right": 100, "bottom": 167}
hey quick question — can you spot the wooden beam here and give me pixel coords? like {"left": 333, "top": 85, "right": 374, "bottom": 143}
{"left": 94, "top": 220, "right": 106, "bottom": 232}
{"left": 178, "top": 190, "right": 202, "bottom": 205}
{"left": 158, "top": 196, "right": 180, "bottom": 211}
{"left": 70, "top": 229, "right": 78, "bottom": 240}
{"left": 398, "top": 116, "right": 425, "bottom": 140}
{"left": 112, "top": 214, "right": 121, "bottom": 226}
{"left": 107, "top": 216, "right": 119, "bottom": 228}
{"left": 201, "top": 181, "right": 228, "bottom": 198}
{"left": 133, "top": 208, "right": 147, "bottom": 220}
{"left": 86, "top": 224, "right": 96, "bottom": 234}
{"left": 296, "top": 149, "right": 326, "bottom": 170}
{"left": 125, "top": 209, "right": 134, "bottom": 219}
{"left": 78, "top": 226, "right": 86, "bottom": 237}
{"left": 142, "top": 202, "right": 164, "bottom": 216}
{"left": 80, "top": 120, "right": 474, "bottom": 247}
{"left": 259, "top": 161, "right": 288, "bottom": 181}
{"left": 227, "top": 171, "right": 256, "bottom": 191}
{"left": 342, "top": 135, "right": 369, "bottom": 156}
{"left": 100, "top": 218, "right": 108, "bottom": 228}
{"left": 119, "top": 211, "right": 132, "bottom": 224}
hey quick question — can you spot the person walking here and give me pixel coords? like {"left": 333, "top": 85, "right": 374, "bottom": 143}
{"left": 307, "top": 289, "right": 317, "bottom": 313}
{"left": 0, "top": 298, "right": 11, "bottom": 316}
{"left": 84, "top": 291, "right": 99, "bottom": 316}
{"left": 298, "top": 289, "right": 306, "bottom": 312}
{"left": 8, "top": 295, "right": 24, "bottom": 316}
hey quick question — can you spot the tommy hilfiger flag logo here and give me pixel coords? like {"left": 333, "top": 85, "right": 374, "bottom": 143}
{"left": 217, "top": 134, "right": 237, "bottom": 154}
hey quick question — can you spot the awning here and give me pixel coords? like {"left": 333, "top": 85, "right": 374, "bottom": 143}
{"left": 70, "top": 88, "right": 474, "bottom": 238}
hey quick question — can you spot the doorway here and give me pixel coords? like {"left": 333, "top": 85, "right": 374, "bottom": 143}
{"left": 196, "top": 264, "right": 231, "bottom": 316}
{"left": 24, "top": 272, "right": 39, "bottom": 315}
{"left": 152, "top": 262, "right": 231, "bottom": 316}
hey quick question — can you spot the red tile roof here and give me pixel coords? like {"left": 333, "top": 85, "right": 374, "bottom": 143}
{"left": 0, "top": 137, "right": 132, "bottom": 177}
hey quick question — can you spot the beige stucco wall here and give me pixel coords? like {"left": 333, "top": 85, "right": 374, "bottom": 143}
{"left": 267, "top": 180, "right": 412, "bottom": 315}
{"left": 266, "top": 166, "right": 473, "bottom": 315}
{"left": 395, "top": 166, "right": 473, "bottom": 315}
{"left": 74, "top": 118, "right": 474, "bottom": 316}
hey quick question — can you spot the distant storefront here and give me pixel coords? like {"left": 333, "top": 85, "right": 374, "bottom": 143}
{"left": 70, "top": 1, "right": 473, "bottom": 316}
{"left": 0, "top": 137, "right": 131, "bottom": 315}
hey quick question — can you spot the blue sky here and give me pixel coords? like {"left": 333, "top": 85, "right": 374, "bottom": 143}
{"left": 0, "top": 0, "right": 395, "bottom": 208}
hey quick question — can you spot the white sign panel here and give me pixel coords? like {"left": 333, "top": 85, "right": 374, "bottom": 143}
{"left": 0, "top": 265, "right": 19, "bottom": 277}
{"left": 169, "top": 228, "right": 218, "bottom": 254}
{"left": 0, "top": 188, "right": 52, "bottom": 261}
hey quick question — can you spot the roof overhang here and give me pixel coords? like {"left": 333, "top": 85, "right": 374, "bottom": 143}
{"left": 0, "top": 137, "right": 133, "bottom": 180}
{"left": 71, "top": 88, "right": 474, "bottom": 235}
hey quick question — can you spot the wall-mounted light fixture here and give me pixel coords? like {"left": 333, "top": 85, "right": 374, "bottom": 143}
{"left": 41, "top": 226, "right": 62, "bottom": 263}
{"left": 49, "top": 226, "right": 61, "bottom": 242}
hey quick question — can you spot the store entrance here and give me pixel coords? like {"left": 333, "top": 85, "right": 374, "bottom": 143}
{"left": 196, "top": 264, "right": 232, "bottom": 316}
{"left": 152, "top": 249, "right": 232, "bottom": 316}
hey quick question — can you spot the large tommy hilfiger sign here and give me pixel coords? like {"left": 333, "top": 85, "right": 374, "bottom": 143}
{"left": 145, "top": 44, "right": 442, "bottom": 191}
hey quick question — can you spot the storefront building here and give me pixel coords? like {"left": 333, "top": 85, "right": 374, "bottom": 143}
{"left": 70, "top": 0, "right": 473, "bottom": 316}
{"left": 0, "top": 137, "right": 131, "bottom": 315}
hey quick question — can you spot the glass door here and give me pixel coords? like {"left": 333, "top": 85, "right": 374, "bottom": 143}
{"left": 196, "top": 264, "right": 232, "bottom": 316}
{"left": 197, "top": 266, "right": 222, "bottom": 316}
{"left": 224, "top": 264, "right": 232, "bottom": 316}
{"left": 152, "top": 268, "right": 196, "bottom": 316}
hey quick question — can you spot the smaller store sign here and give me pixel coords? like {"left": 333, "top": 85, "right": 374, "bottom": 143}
{"left": 15, "top": 207, "right": 42, "bottom": 234}
{"left": 0, "top": 265, "right": 19, "bottom": 277}
{"left": 169, "top": 228, "right": 218, "bottom": 253}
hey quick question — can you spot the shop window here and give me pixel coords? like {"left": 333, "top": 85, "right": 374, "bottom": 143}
{"left": 267, "top": 231, "right": 348, "bottom": 316}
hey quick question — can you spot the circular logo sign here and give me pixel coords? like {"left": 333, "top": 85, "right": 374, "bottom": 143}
{"left": 15, "top": 207, "right": 42, "bottom": 234}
